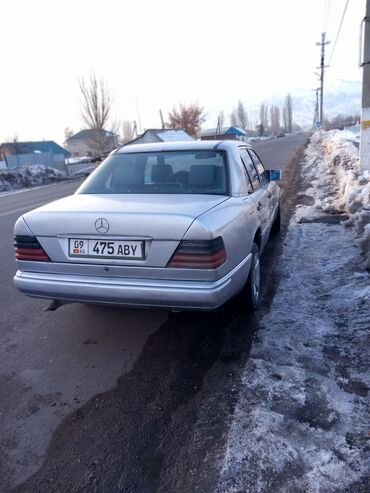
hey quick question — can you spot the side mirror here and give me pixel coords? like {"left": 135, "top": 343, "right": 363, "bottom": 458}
{"left": 268, "top": 169, "right": 282, "bottom": 181}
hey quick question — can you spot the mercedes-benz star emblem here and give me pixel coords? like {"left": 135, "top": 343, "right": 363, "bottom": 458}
{"left": 95, "top": 218, "right": 109, "bottom": 234}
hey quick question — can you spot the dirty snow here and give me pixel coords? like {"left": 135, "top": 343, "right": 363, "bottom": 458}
{"left": 217, "top": 131, "right": 370, "bottom": 493}
{"left": 296, "top": 130, "right": 370, "bottom": 268}
{"left": 0, "top": 165, "right": 67, "bottom": 192}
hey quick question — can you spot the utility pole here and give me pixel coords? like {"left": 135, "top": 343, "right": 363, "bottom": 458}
{"left": 135, "top": 100, "right": 142, "bottom": 134}
{"left": 132, "top": 120, "right": 138, "bottom": 138}
{"left": 216, "top": 116, "right": 221, "bottom": 135}
{"left": 159, "top": 109, "right": 165, "bottom": 129}
{"left": 316, "top": 32, "right": 330, "bottom": 128}
{"left": 360, "top": 0, "right": 370, "bottom": 170}
{"left": 312, "top": 88, "right": 320, "bottom": 128}
{"left": 315, "top": 88, "right": 320, "bottom": 127}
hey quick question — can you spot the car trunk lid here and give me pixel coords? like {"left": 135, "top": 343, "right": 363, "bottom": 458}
{"left": 23, "top": 194, "right": 228, "bottom": 240}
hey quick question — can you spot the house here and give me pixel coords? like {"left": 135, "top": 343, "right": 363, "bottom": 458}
{"left": 201, "top": 126, "right": 247, "bottom": 141}
{"left": 65, "top": 129, "right": 119, "bottom": 158}
{"left": 126, "top": 128, "right": 194, "bottom": 145}
{"left": 0, "top": 140, "right": 70, "bottom": 170}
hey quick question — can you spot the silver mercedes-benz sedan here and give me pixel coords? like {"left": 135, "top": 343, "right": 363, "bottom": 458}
{"left": 14, "top": 140, "right": 281, "bottom": 311}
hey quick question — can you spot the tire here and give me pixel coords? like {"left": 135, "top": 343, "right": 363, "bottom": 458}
{"left": 245, "top": 242, "right": 262, "bottom": 311}
{"left": 270, "top": 204, "right": 281, "bottom": 235}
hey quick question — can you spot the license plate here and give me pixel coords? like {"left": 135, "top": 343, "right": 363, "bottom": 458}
{"left": 69, "top": 239, "right": 144, "bottom": 259}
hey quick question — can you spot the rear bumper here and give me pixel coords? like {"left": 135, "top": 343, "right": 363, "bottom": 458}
{"left": 14, "top": 254, "right": 252, "bottom": 311}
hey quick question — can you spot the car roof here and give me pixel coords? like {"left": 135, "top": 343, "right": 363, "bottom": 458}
{"left": 113, "top": 140, "right": 253, "bottom": 154}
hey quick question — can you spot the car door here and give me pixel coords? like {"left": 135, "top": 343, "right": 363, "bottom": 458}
{"left": 248, "top": 149, "right": 279, "bottom": 218}
{"left": 239, "top": 148, "right": 270, "bottom": 245}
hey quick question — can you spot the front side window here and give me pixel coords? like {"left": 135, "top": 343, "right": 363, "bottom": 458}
{"left": 77, "top": 150, "right": 228, "bottom": 195}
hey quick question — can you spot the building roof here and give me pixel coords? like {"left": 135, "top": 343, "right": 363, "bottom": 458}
{"left": 1, "top": 140, "right": 70, "bottom": 156}
{"left": 154, "top": 129, "right": 194, "bottom": 142}
{"left": 66, "top": 129, "right": 116, "bottom": 141}
{"left": 202, "top": 126, "right": 246, "bottom": 137}
{"left": 127, "top": 128, "right": 194, "bottom": 145}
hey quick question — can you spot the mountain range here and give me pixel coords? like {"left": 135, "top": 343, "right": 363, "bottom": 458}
{"left": 251, "top": 80, "right": 361, "bottom": 128}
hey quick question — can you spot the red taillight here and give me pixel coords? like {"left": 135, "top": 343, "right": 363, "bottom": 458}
{"left": 168, "top": 237, "right": 226, "bottom": 269}
{"left": 14, "top": 235, "right": 50, "bottom": 262}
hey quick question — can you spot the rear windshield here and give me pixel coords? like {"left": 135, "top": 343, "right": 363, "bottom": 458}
{"left": 77, "top": 150, "right": 228, "bottom": 195}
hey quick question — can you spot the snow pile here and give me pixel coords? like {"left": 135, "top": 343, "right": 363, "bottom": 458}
{"left": 0, "top": 165, "right": 67, "bottom": 192}
{"left": 217, "top": 131, "right": 369, "bottom": 492}
{"left": 298, "top": 130, "right": 370, "bottom": 269}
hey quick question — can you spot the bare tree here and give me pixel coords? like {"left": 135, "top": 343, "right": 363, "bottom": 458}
{"left": 64, "top": 127, "right": 74, "bottom": 141}
{"left": 284, "top": 93, "right": 293, "bottom": 133}
{"left": 217, "top": 110, "right": 225, "bottom": 130}
{"left": 236, "top": 101, "right": 248, "bottom": 131}
{"left": 269, "top": 105, "right": 280, "bottom": 135}
{"left": 1, "top": 135, "right": 35, "bottom": 166}
{"left": 79, "top": 73, "right": 117, "bottom": 155}
{"left": 168, "top": 103, "right": 206, "bottom": 138}
{"left": 229, "top": 101, "right": 249, "bottom": 131}
{"left": 122, "top": 120, "right": 135, "bottom": 143}
{"left": 79, "top": 73, "right": 112, "bottom": 129}
{"left": 275, "top": 106, "right": 281, "bottom": 133}
{"left": 259, "top": 103, "right": 269, "bottom": 129}
{"left": 230, "top": 110, "right": 238, "bottom": 127}
{"left": 269, "top": 107, "right": 275, "bottom": 134}
{"left": 326, "top": 113, "right": 360, "bottom": 130}
{"left": 283, "top": 107, "right": 288, "bottom": 132}
{"left": 256, "top": 123, "right": 265, "bottom": 137}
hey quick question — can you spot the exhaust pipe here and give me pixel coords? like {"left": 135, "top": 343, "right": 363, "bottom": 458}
{"left": 45, "top": 300, "right": 65, "bottom": 311}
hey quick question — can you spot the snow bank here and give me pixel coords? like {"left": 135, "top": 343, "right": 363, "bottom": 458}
{"left": 0, "top": 165, "right": 67, "bottom": 192}
{"left": 299, "top": 130, "right": 370, "bottom": 269}
{"left": 217, "top": 130, "right": 369, "bottom": 492}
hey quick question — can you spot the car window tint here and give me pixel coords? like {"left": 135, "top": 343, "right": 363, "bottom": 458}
{"left": 237, "top": 151, "right": 253, "bottom": 194}
{"left": 240, "top": 149, "right": 260, "bottom": 191}
{"left": 77, "top": 150, "right": 229, "bottom": 195}
{"left": 249, "top": 150, "right": 269, "bottom": 186}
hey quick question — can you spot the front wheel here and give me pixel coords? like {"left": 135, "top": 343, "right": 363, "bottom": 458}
{"left": 245, "top": 242, "right": 262, "bottom": 311}
{"left": 270, "top": 204, "right": 281, "bottom": 235}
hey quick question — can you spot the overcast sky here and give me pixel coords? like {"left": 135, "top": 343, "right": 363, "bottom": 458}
{"left": 0, "top": 0, "right": 365, "bottom": 144}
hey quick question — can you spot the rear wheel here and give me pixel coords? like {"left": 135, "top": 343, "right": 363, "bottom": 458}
{"left": 245, "top": 242, "right": 262, "bottom": 311}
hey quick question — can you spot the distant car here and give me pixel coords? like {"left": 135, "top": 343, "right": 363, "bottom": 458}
{"left": 14, "top": 141, "right": 281, "bottom": 312}
{"left": 277, "top": 132, "right": 285, "bottom": 138}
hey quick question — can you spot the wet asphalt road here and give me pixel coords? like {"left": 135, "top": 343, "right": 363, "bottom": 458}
{"left": 0, "top": 133, "right": 309, "bottom": 492}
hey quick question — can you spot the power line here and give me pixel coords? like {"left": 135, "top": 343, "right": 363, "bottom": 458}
{"left": 328, "top": 0, "right": 350, "bottom": 65}
{"left": 323, "top": 0, "right": 332, "bottom": 32}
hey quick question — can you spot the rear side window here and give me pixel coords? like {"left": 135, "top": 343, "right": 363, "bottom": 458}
{"left": 249, "top": 150, "right": 269, "bottom": 186}
{"left": 240, "top": 149, "right": 260, "bottom": 191}
{"left": 77, "top": 150, "right": 228, "bottom": 195}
